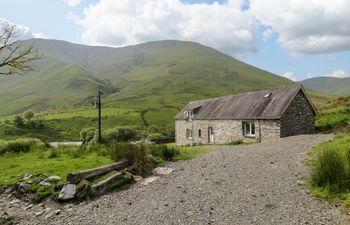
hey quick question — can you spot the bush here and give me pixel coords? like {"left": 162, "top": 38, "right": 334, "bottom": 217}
{"left": 147, "top": 125, "right": 159, "bottom": 133}
{"left": 80, "top": 127, "right": 96, "bottom": 144}
{"left": 102, "top": 127, "right": 139, "bottom": 144}
{"left": 149, "top": 145, "right": 179, "bottom": 161}
{"left": 227, "top": 140, "right": 244, "bottom": 145}
{"left": 13, "top": 116, "right": 25, "bottom": 128}
{"left": 108, "top": 142, "right": 137, "bottom": 164}
{"left": 0, "top": 142, "right": 30, "bottom": 154}
{"left": 312, "top": 147, "right": 347, "bottom": 191}
{"left": 26, "top": 120, "right": 44, "bottom": 130}
{"left": 147, "top": 133, "right": 166, "bottom": 141}
{"left": 24, "top": 110, "right": 35, "bottom": 120}
{"left": 0, "top": 138, "right": 43, "bottom": 155}
{"left": 107, "top": 143, "right": 154, "bottom": 177}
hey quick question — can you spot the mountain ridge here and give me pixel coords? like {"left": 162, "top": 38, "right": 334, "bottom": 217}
{"left": 300, "top": 76, "right": 350, "bottom": 97}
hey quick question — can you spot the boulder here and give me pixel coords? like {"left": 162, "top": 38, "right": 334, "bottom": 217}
{"left": 46, "top": 176, "right": 61, "bottom": 182}
{"left": 58, "top": 184, "right": 76, "bottom": 201}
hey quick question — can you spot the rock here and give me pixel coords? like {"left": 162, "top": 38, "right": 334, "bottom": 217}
{"left": 54, "top": 209, "right": 62, "bottom": 215}
{"left": 45, "top": 207, "right": 51, "bottom": 212}
{"left": 139, "top": 176, "right": 159, "bottom": 186}
{"left": 23, "top": 173, "right": 34, "bottom": 180}
{"left": 46, "top": 176, "right": 61, "bottom": 182}
{"left": 9, "top": 199, "right": 20, "bottom": 205}
{"left": 39, "top": 180, "right": 51, "bottom": 186}
{"left": 44, "top": 213, "right": 53, "bottom": 220}
{"left": 297, "top": 180, "right": 306, "bottom": 186}
{"left": 153, "top": 167, "right": 174, "bottom": 175}
{"left": 18, "top": 182, "right": 32, "bottom": 188}
{"left": 58, "top": 184, "right": 77, "bottom": 201}
{"left": 132, "top": 175, "right": 143, "bottom": 182}
{"left": 4, "top": 186, "right": 15, "bottom": 194}
{"left": 35, "top": 210, "right": 44, "bottom": 216}
{"left": 64, "top": 204, "right": 73, "bottom": 209}
{"left": 24, "top": 204, "right": 33, "bottom": 210}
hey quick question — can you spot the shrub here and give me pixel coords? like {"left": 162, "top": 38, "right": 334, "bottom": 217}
{"left": 13, "top": 116, "right": 25, "bottom": 128}
{"left": 80, "top": 127, "right": 96, "bottom": 144}
{"left": 149, "top": 145, "right": 179, "bottom": 161}
{"left": 147, "top": 125, "right": 159, "bottom": 133}
{"left": 26, "top": 120, "right": 44, "bottom": 130}
{"left": 101, "top": 127, "right": 139, "bottom": 144}
{"left": 0, "top": 138, "right": 43, "bottom": 155}
{"left": 312, "top": 147, "right": 346, "bottom": 191}
{"left": 108, "top": 142, "right": 137, "bottom": 164}
{"left": 24, "top": 110, "right": 35, "bottom": 120}
{"left": 147, "top": 133, "right": 166, "bottom": 142}
{"left": 107, "top": 143, "right": 154, "bottom": 177}
{"left": 227, "top": 140, "right": 244, "bottom": 145}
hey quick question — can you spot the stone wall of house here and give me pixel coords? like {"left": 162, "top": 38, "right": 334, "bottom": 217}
{"left": 280, "top": 90, "right": 316, "bottom": 137}
{"left": 175, "top": 119, "right": 281, "bottom": 146}
{"left": 257, "top": 120, "right": 281, "bottom": 141}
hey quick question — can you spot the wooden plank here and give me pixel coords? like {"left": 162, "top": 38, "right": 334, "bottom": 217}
{"left": 67, "top": 161, "right": 126, "bottom": 184}
{"left": 91, "top": 172, "right": 124, "bottom": 195}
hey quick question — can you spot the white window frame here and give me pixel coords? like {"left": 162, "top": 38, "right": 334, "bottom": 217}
{"left": 186, "top": 128, "right": 193, "bottom": 139}
{"left": 243, "top": 121, "right": 255, "bottom": 137}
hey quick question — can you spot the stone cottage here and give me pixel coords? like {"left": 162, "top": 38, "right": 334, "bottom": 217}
{"left": 175, "top": 85, "right": 318, "bottom": 146}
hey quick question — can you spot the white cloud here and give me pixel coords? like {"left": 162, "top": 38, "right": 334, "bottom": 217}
{"left": 325, "top": 69, "right": 349, "bottom": 78}
{"left": 63, "top": 0, "right": 81, "bottom": 7}
{"left": 282, "top": 72, "right": 297, "bottom": 81}
{"left": 0, "top": 18, "right": 46, "bottom": 40}
{"left": 307, "top": 73, "right": 314, "bottom": 79}
{"left": 69, "top": 0, "right": 258, "bottom": 56}
{"left": 249, "top": 0, "right": 350, "bottom": 54}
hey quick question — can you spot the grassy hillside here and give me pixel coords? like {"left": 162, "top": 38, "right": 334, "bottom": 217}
{"left": 0, "top": 39, "right": 337, "bottom": 140}
{"left": 300, "top": 77, "right": 350, "bottom": 97}
{"left": 0, "top": 56, "right": 116, "bottom": 116}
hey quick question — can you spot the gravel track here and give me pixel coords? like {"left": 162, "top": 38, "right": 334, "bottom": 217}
{"left": 2, "top": 134, "right": 347, "bottom": 225}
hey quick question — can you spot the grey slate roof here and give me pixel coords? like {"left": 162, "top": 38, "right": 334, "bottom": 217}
{"left": 175, "top": 85, "right": 316, "bottom": 120}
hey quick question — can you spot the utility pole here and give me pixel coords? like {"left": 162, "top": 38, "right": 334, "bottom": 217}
{"left": 96, "top": 91, "right": 102, "bottom": 144}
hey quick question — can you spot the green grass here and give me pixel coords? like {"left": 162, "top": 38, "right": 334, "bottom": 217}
{"left": 165, "top": 143, "right": 214, "bottom": 160}
{"left": 316, "top": 97, "right": 350, "bottom": 132}
{"left": 0, "top": 146, "right": 113, "bottom": 187}
{"left": 310, "top": 133, "right": 350, "bottom": 206}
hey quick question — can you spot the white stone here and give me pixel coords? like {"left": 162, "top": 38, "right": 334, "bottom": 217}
{"left": 140, "top": 176, "right": 159, "bottom": 186}
{"left": 153, "top": 167, "right": 174, "bottom": 175}
{"left": 58, "top": 184, "right": 76, "bottom": 201}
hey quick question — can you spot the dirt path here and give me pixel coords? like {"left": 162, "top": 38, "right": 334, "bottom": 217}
{"left": 2, "top": 134, "right": 347, "bottom": 225}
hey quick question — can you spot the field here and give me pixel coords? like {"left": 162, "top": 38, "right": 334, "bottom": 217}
{"left": 0, "top": 142, "right": 213, "bottom": 188}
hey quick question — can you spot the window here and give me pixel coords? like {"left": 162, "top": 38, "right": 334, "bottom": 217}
{"left": 186, "top": 128, "right": 193, "bottom": 139}
{"left": 198, "top": 129, "right": 202, "bottom": 137}
{"left": 243, "top": 122, "right": 255, "bottom": 137}
{"left": 186, "top": 111, "right": 193, "bottom": 118}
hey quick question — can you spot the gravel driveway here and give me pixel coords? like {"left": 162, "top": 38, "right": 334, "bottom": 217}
{"left": 2, "top": 134, "right": 347, "bottom": 225}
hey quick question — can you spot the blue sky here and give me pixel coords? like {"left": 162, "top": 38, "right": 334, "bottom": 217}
{"left": 1, "top": 0, "right": 350, "bottom": 81}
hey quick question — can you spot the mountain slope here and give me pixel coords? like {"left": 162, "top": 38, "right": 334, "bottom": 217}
{"left": 300, "top": 77, "right": 350, "bottom": 97}
{"left": 0, "top": 39, "right": 331, "bottom": 125}
{"left": 0, "top": 55, "right": 116, "bottom": 115}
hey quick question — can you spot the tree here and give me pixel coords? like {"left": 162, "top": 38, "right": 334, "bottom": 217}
{"left": 0, "top": 24, "right": 40, "bottom": 75}
{"left": 24, "top": 110, "right": 34, "bottom": 120}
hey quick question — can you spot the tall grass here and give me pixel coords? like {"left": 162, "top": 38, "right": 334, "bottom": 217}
{"left": 312, "top": 147, "right": 346, "bottom": 191}
{"left": 0, "top": 138, "right": 44, "bottom": 155}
